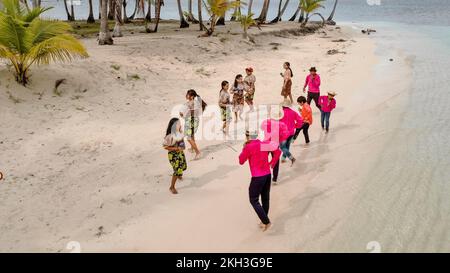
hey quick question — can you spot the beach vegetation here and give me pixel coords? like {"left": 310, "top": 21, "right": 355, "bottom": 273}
{"left": 0, "top": 0, "right": 89, "bottom": 85}
{"left": 201, "top": 0, "right": 242, "bottom": 37}
{"left": 236, "top": 11, "right": 258, "bottom": 41}
{"left": 299, "top": 0, "right": 326, "bottom": 27}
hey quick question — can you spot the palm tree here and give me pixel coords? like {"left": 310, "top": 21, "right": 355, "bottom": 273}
{"left": 112, "top": 0, "right": 123, "bottom": 37}
{"left": 87, "top": 0, "right": 95, "bottom": 23}
{"left": 237, "top": 11, "right": 256, "bottom": 40}
{"left": 257, "top": 0, "right": 270, "bottom": 23}
{"left": 176, "top": 0, "right": 189, "bottom": 28}
{"left": 198, "top": 0, "right": 204, "bottom": 30}
{"left": 99, "top": 0, "right": 113, "bottom": 44}
{"left": 153, "top": 0, "right": 162, "bottom": 32}
{"left": 289, "top": 1, "right": 300, "bottom": 21}
{"left": 145, "top": 0, "right": 151, "bottom": 21}
{"left": 326, "top": 0, "right": 338, "bottom": 24}
{"left": 0, "top": 0, "right": 88, "bottom": 85}
{"left": 108, "top": 0, "right": 115, "bottom": 20}
{"left": 122, "top": 0, "right": 129, "bottom": 23}
{"left": 216, "top": 16, "right": 225, "bottom": 25}
{"left": 63, "top": 0, "right": 74, "bottom": 21}
{"left": 202, "top": 0, "right": 240, "bottom": 36}
{"left": 230, "top": 0, "right": 240, "bottom": 21}
{"left": 300, "top": 0, "right": 325, "bottom": 26}
{"left": 186, "top": 0, "right": 199, "bottom": 23}
{"left": 128, "top": 0, "right": 139, "bottom": 20}
{"left": 137, "top": 0, "right": 145, "bottom": 18}
{"left": 298, "top": 7, "right": 305, "bottom": 22}
{"left": 270, "top": 0, "right": 282, "bottom": 23}
{"left": 247, "top": 0, "right": 253, "bottom": 15}
{"left": 271, "top": 0, "right": 290, "bottom": 23}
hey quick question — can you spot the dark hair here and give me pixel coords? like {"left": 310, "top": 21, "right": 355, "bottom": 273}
{"left": 234, "top": 74, "right": 243, "bottom": 88}
{"left": 186, "top": 89, "right": 198, "bottom": 98}
{"left": 284, "top": 62, "right": 293, "bottom": 78}
{"left": 166, "top": 118, "right": 180, "bottom": 136}
{"left": 297, "top": 96, "right": 307, "bottom": 104}
{"left": 187, "top": 89, "right": 207, "bottom": 111}
{"left": 221, "top": 80, "right": 229, "bottom": 90}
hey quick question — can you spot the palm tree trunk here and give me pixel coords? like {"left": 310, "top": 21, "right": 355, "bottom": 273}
{"left": 230, "top": 0, "right": 241, "bottom": 21}
{"left": 108, "top": 0, "right": 115, "bottom": 20}
{"left": 63, "top": 0, "right": 74, "bottom": 21}
{"left": 257, "top": 0, "right": 270, "bottom": 23}
{"left": 327, "top": 0, "right": 338, "bottom": 22}
{"left": 145, "top": 0, "right": 151, "bottom": 21}
{"left": 248, "top": 0, "right": 254, "bottom": 15}
{"left": 153, "top": 0, "right": 162, "bottom": 32}
{"left": 137, "top": 0, "right": 145, "bottom": 18}
{"left": 279, "top": 0, "right": 290, "bottom": 18}
{"left": 177, "top": 0, "right": 189, "bottom": 28}
{"left": 87, "top": 0, "right": 95, "bottom": 23}
{"left": 99, "top": 0, "right": 102, "bottom": 19}
{"left": 186, "top": 0, "right": 199, "bottom": 23}
{"left": 198, "top": 0, "right": 204, "bottom": 31}
{"left": 113, "top": 0, "right": 123, "bottom": 37}
{"left": 216, "top": 16, "right": 225, "bottom": 25}
{"left": 70, "top": 1, "right": 75, "bottom": 20}
{"left": 289, "top": 4, "right": 300, "bottom": 21}
{"left": 270, "top": 0, "right": 283, "bottom": 23}
{"left": 298, "top": 9, "right": 305, "bottom": 23}
{"left": 128, "top": 0, "right": 138, "bottom": 20}
{"left": 99, "top": 0, "right": 114, "bottom": 45}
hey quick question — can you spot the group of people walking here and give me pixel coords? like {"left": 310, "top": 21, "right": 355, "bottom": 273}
{"left": 163, "top": 63, "right": 337, "bottom": 230}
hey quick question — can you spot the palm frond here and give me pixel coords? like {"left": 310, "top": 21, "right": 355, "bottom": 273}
{"left": 21, "top": 6, "right": 52, "bottom": 23}
{"left": 0, "top": 13, "right": 28, "bottom": 54}
{"left": 27, "top": 34, "right": 88, "bottom": 67}
{"left": 26, "top": 19, "right": 72, "bottom": 46}
{"left": 0, "top": 0, "right": 25, "bottom": 18}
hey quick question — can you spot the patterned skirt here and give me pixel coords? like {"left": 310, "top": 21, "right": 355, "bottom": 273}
{"left": 232, "top": 94, "right": 245, "bottom": 113}
{"left": 184, "top": 116, "right": 199, "bottom": 139}
{"left": 245, "top": 89, "right": 255, "bottom": 102}
{"left": 168, "top": 151, "right": 187, "bottom": 176}
{"left": 281, "top": 79, "right": 292, "bottom": 97}
{"left": 221, "top": 106, "right": 232, "bottom": 122}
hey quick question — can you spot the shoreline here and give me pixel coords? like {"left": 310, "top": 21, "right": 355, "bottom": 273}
{"left": 0, "top": 22, "right": 414, "bottom": 252}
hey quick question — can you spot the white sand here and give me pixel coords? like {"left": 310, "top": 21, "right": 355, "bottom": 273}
{"left": 0, "top": 22, "right": 389, "bottom": 252}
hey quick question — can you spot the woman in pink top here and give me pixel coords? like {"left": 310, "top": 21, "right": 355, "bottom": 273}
{"left": 279, "top": 101, "right": 303, "bottom": 165}
{"left": 319, "top": 92, "right": 337, "bottom": 133}
{"left": 261, "top": 106, "right": 289, "bottom": 183}
{"left": 239, "top": 130, "right": 281, "bottom": 231}
{"left": 303, "top": 67, "right": 321, "bottom": 110}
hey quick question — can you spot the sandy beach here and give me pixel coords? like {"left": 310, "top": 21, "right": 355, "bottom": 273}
{"left": 0, "top": 21, "right": 408, "bottom": 252}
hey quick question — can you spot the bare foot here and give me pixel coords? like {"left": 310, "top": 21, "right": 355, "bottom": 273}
{"left": 261, "top": 223, "right": 272, "bottom": 232}
{"left": 258, "top": 222, "right": 265, "bottom": 229}
{"left": 290, "top": 158, "right": 296, "bottom": 166}
{"left": 193, "top": 152, "right": 202, "bottom": 161}
{"left": 169, "top": 187, "right": 178, "bottom": 194}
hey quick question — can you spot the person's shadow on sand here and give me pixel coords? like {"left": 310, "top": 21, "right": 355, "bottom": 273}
{"left": 178, "top": 164, "right": 238, "bottom": 190}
